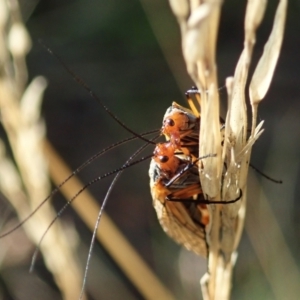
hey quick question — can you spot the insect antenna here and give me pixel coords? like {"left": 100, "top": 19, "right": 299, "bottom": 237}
{"left": 0, "top": 129, "right": 158, "bottom": 238}
{"left": 29, "top": 150, "right": 155, "bottom": 272}
{"left": 39, "top": 40, "right": 156, "bottom": 145}
{"left": 249, "top": 163, "right": 283, "bottom": 184}
{"left": 79, "top": 135, "right": 158, "bottom": 300}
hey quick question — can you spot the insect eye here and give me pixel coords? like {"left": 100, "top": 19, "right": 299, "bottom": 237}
{"left": 166, "top": 119, "right": 175, "bottom": 126}
{"left": 159, "top": 155, "right": 169, "bottom": 163}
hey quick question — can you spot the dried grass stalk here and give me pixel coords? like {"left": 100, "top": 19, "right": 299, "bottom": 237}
{"left": 0, "top": 0, "right": 85, "bottom": 299}
{"left": 169, "top": 0, "right": 287, "bottom": 299}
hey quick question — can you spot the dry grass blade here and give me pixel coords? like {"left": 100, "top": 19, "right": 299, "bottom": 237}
{"left": 168, "top": 0, "right": 287, "bottom": 299}
{"left": 0, "top": 0, "right": 85, "bottom": 298}
{"left": 249, "top": 0, "right": 288, "bottom": 133}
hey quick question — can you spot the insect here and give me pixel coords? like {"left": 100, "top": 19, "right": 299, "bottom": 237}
{"left": 149, "top": 88, "right": 282, "bottom": 262}
{"left": 150, "top": 93, "right": 239, "bottom": 257}
{"left": 161, "top": 101, "right": 199, "bottom": 152}
{"left": 150, "top": 145, "right": 210, "bottom": 256}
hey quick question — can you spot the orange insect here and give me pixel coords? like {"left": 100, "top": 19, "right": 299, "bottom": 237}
{"left": 161, "top": 101, "right": 199, "bottom": 154}
{"left": 150, "top": 142, "right": 209, "bottom": 256}
{"left": 149, "top": 95, "right": 234, "bottom": 256}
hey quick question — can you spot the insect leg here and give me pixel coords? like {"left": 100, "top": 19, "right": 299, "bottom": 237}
{"left": 167, "top": 188, "right": 242, "bottom": 205}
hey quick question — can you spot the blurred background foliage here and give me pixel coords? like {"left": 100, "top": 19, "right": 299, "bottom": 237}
{"left": 0, "top": 0, "right": 300, "bottom": 299}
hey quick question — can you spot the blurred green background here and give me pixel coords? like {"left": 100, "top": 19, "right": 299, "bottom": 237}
{"left": 1, "top": 0, "right": 300, "bottom": 299}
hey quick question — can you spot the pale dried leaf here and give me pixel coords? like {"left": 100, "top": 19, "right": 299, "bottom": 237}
{"left": 8, "top": 23, "right": 31, "bottom": 56}
{"left": 249, "top": 0, "right": 287, "bottom": 105}
{"left": 187, "top": 4, "right": 210, "bottom": 28}
{"left": 183, "top": 26, "right": 207, "bottom": 66}
{"left": 236, "top": 121, "right": 264, "bottom": 161}
{"left": 0, "top": 140, "right": 23, "bottom": 192}
{"left": 226, "top": 49, "right": 248, "bottom": 146}
{"left": 169, "top": 0, "right": 189, "bottom": 19}
{"left": 199, "top": 84, "right": 222, "bottom": 198}
{"left": 244, "top": 0, "right": 267, "bottom": 40}
{"left": 0, "top": 0, "right": 8, "bottom": 27}
{"left": 228, "top": 0, "right": 267, "bottom": 142}
{"left": 20, "top": 76, "right": 47, "bottom": 124}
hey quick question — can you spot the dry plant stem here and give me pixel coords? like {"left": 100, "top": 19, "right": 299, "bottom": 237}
{"left": 43, "top": 140, "right": 176, "bottom": 300}
{"left": 0, "top": 0, "right": 85, "bottom": 299}
{"left": 170, "top": 1, "right": 227, "bottom": 298}
{"left": 169, "top": 0, "right": 287, "bottom": 299}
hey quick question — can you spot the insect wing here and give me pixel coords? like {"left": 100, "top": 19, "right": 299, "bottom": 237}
{"left": 149, "top": 159, "right": 208, "bottom": 257}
